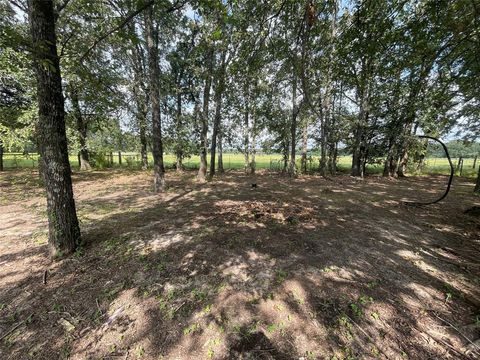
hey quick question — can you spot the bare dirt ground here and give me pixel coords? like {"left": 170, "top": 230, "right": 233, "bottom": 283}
{"left": 1, "top": 169, "right": 479, "bottom": 360}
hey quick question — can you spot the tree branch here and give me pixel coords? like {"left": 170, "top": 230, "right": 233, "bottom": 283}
{"left": 78, "top": 0, "right": 186, "bottom": 62}
{"left": 79, "top": 0, "right": 155, "bottom": 62}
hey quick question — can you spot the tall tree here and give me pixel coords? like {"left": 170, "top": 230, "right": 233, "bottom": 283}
{"left": 209, "top": 46, "right": 227, "bottom": 178}
{"left": 145, "top": 4, "right": 166, "bottom": 192}
{"left": 197, "top": 45, "right": 213, "bottom": 181}
{"left": 27, "top": 0, "right": 81, "bottom": 254}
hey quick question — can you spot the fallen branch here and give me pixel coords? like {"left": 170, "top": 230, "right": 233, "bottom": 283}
{"left": 173, "top": 301, "right": 186, "bottom": 314}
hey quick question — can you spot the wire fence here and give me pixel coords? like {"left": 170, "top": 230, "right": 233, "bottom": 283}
{"left": 1, "top": 152, "right": 478, "bottom": 177}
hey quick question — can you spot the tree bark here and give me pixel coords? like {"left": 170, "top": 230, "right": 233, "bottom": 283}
{"left": 383, "top": 137, "right": 398, "bottom": 177}
{"left": 301, "top": 120, "right": 308, "bottom": 173}
{"left": 27, "top": 0, "right": 81, "bottom": 255}
{"left": 139, "top": 111, "right": 148, "bottom": 170}
{"left": 70, "top": 88, "right": 91, "bottom": 171}
{"left": 130, "top": 40, "right": 149, "bottom": 170}
{"left": 324, "top": 4, "right": 338, "bottom": 176}
{"left": 175, "top": 89, "right": 183, "bottom": 172}
{"left": 351, "top": 89, "right": 368, "bottom": 177}
{"left": 209, "top": 49, "right": 227, "bottom": 179}
{"left": 145, "top": 6, "right": 165, "bottom": 192}
{"left": 243, "top": 84, "right": 250, "bottom": 173}
{"left": 249, "top": 114, "right": 256, "bottom": 174}
{"left": 0, "top": 139, "right": 4, "bottom": 172}
{"left": 475, "top": 166, "right": 480, "bottom": 194}
{"left": 217, "top": 129, "right": 224, "bottom": 174}
{"left": 288, "top": 73, "right": 298, "bottom": 177}
{"left": 197, "top": 48, "right": 213, "bottom": 182}
{"left": 327, "top": 83, "right": 341, "bottom": 175}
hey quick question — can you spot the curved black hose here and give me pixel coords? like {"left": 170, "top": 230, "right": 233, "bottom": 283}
{"left": 404, "top": 135, "right": 454, "bottom": 206}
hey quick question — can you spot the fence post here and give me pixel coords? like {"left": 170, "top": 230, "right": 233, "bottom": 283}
{"left": 118, "top": 151, "right": 122, "bottom": 165}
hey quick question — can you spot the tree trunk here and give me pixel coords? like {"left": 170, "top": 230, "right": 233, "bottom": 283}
{"left": 328, "top": 83, "right": 341, "bottom": 175}
{"left": 249, "top": 115, "right": 256, "bottom": 175}
{"left": 139, "top": 116, "right": 148, "bottom": 170}
{"left": 197, "top": 48, "right": 213, "bottom": 182}
{"left": 288, "top": 73, "right": 298, "bottom": 177}
{"left": 0, "top": 139, "right": 4, "bottom": 171}
{"left": 323, "top": 5, "right": 337, "bottom": 176}
{"left": 131, "top": 52, "right": 148, "bottom": 170}
{"left": 175, "top": 90, "right": 183, "bottom": 172}
{"left": 217, "top": 129, "right": 224, "bottom": 174}
{"left": 475, "top": 166, "right": 480, "bottom": 193}
{"left": 383, "top": 138, "right": 398, "bottom": 177}
{"left": 473, "top": 155, "right": 477, "bottom": 169}
{"left": 351, "top": 124, "right": 364, "bottom": 177}
{"left": 319, "top": 74, "right": 332, "bottom": 177}
{"left": 243, "top": 84, "right": 250, "bottom": 173}
{"left": 146, "top": 6, "right": 165, "bottom": 192}
{"left": 301, "top": 119, "right": 308, "bottom": 174}
{"left": 27, "top": 0, "right": 81, "bottom": 255}
{"left": 456, "top": 156, "right": 463, "bottom": 171}
{"left": 70, "top": 88, "right": 91, "bottom": 171}
{"left": 209, "top": 49, "right": 227, "bottom": 179}
{"left": 351, "top": 101, "right": 368, "bottom": 177}
{"left": 282, "top": 139, "right": 289, "bottom": 174}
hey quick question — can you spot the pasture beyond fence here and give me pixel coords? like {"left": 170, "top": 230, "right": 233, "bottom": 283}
{"left": 1, "top": 152, "right": 478, "bottom": 178}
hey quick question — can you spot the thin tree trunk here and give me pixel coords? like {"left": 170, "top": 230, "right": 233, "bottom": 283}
{"left": 396, "top": 123, "right": 414, "bottom": 177}
{"left": 243, "top": 84, "right": 250, "bottom": 173}
{"left": 328, "top": 82, "right": 341, "bottom": 175}
{"left": 175, "top": 90, "right": 183, "bottom": 172}
{"left": 351, "top": 98, "right": 367, "bottom": 177}
{"left": 70, "top": 88, "right": 91, "bottom": 171}
{"left": 475, "top": 166, "right": 480, "bottom": 193}
{"left": 197, "top": 48, "right": 213, "bottom": 182}
{"left": 0, "top": 139, "right": 3, "bottom": 171}
{"left": 209, "top": 49, "right": 227, "bottom": 179}
{"left": 217, "top": 129, "right": 224, "bottom": 174}
{"left": 351, "top": 126, "right": 363, "bottom": 177}
{"left": 324, "top": 3, "right": 338, "bottom": 176}
{"left": 283, "top": 138, "right": 289, "bottom": 174}
{"left": 139, "top": 114, "right": 148, "bottom": 170}
{"left": 27, "top": 0, "right": 81, "bottom": 255}
{"left": 320, "top": 76, "right": 331, "bottom": 177}
{"left": 249, "top": 113, "right": 257, "bottom": 174}
{"left": 131, "top": 49, "right": 148, "bottom": 170}
{"left": 301, "top": 119, "right": 308, "bottom": 173}
{"left": 288, "top": 73, "right": 298, "bottom": 177}
{"left": 456, "top": 156, "right": 463, "bottom": 171}
{"left": 146, "top": 6, "right": 165, "bottom": 192}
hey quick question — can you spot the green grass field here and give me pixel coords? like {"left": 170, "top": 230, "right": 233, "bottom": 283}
{"left": 1, "top": 152, "right": 478, "bottom": 178}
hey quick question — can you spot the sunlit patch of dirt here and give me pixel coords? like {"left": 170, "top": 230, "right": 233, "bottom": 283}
{"left": 1, "top": 169, "right": 479, "bottom": 359}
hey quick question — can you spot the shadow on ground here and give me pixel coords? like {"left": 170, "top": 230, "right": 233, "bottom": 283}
{"left": 0, "top": 170, "right": 479, "bottom": 359}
